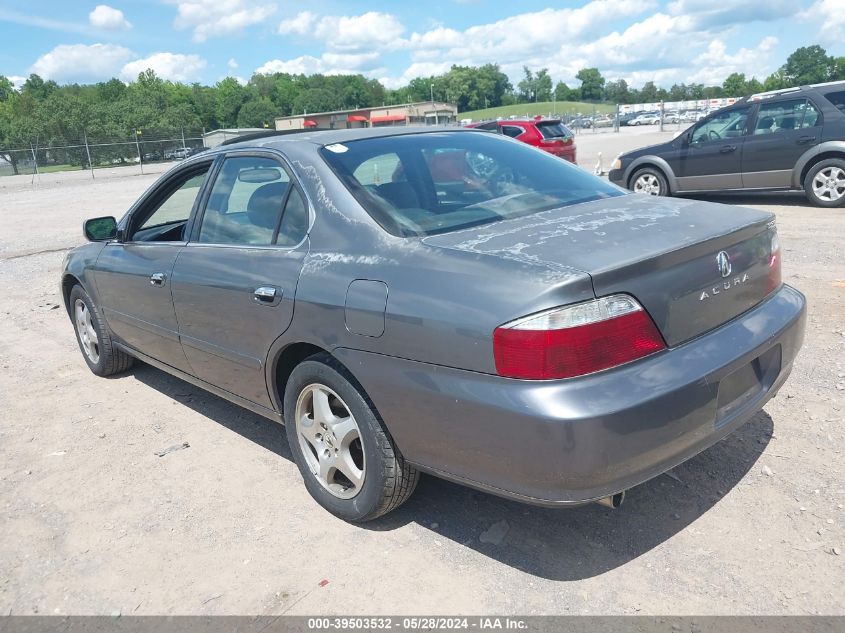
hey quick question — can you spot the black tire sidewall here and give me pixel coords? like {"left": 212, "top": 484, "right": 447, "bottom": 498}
{"left": 805, "top": 159, "right": 845, "bottom": 208}
{"left": 283, "top": 358, "right": 392, "bottom": 522}
{"left": 630, "top": 167, "right": 668, "bottom": 196}
{"left": 69, "top": 285, "right": 111, "bottom": 375}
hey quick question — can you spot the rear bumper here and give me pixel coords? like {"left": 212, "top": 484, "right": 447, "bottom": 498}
{"left": 541, "top": 145, "right": 577, "bottom": 163}
{"left": 334, "top": 284, "right": 806, "bottom": 506}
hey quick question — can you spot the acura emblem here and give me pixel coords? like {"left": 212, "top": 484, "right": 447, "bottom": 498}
{"left": 716, "top": 251, "right": 731, "bottom": 278}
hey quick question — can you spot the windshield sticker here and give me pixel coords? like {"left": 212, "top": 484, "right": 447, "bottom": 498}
{"left": 324, "top": 143, "right": 348, "bottom": 153}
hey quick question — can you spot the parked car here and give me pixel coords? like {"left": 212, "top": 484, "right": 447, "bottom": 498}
{"left": 568, "top": 116, "right": 593, "bottom": 128}
{"left": 609, "top": 81, "right": 845, "bottom": 206}
{"left": 630, "top": 113, "right": 661, "bottom": 125}
{"left": 63, "top": 127, "right": 805, "bottom": 521}
{"left": 592, "top": 115, "right": 615, "bottom": 128}
{"left": 617, "top": 112, "right": 641, "bottom": 126}
{"left": 467, "top": 118, "right": 577, "bottom": 162}
{"left": 662, "top": 111, "right": 679, "bottom": 124}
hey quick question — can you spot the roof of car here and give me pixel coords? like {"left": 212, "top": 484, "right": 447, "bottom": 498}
{"left": 220, "top": 125, "right": 477, "bottom": 151}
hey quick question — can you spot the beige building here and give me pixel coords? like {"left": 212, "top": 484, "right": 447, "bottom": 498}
{"left": 275, "top": 102, "right": 458, "bottom": 131}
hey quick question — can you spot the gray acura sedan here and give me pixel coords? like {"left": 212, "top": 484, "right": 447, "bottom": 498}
{"left": 62, "top": 127, "right": 806, "bottom": 521}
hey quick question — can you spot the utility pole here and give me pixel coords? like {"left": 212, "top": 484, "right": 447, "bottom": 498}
{"left": 431, "top": 83, "right": 438, "bottom": 125}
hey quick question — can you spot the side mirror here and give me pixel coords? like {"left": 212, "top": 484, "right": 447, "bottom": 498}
{"left": 84, "top": 216, "right": 118, "bottom": 241}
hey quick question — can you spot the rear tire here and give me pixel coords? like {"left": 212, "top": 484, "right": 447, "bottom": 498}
{"left": 804, "top": 158, "right": 845, "bottom": 207}
{"left": 630, "top": 167, "right": 669, "bottom": 196}
{"left": 69, "top": 285, "right": 134, "bottom": 377}
{"left": 284, "top": 353, "right": 419, "bottom": 522}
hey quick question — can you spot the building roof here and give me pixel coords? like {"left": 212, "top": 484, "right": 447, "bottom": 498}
{"left": 274, "top": 101, "right": 455, "bottom": 121}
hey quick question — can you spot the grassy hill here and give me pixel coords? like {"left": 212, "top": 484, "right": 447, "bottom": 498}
{"left": 459, "top": 101, "right": 616, "bottom": 121}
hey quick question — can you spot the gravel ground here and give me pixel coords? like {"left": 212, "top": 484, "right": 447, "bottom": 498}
{"left": 0, "top": 128, "right": 842, "bottom": 615}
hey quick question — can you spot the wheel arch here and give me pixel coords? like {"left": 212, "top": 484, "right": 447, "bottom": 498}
{"left": 795, "top": 143, "right": 845, "bottom": 188}
{"left": 624, "top": 156, "right": 678, "bottom": 193}
{"left": 61, "top": 273, "right": 83, "bottom": 317}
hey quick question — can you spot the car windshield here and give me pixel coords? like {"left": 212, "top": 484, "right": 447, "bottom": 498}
{"left": 536, "top": 121, "right": 571, "bottom": 139}
{"left": 320, "top": 131, "right": 624, "bottom": 237}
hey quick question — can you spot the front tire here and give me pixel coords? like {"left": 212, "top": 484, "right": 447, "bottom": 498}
{"left": 69, "top": 284, "right": 134, "bottom": 376}
{"left": 804, "top": 158, "right": 845, "bottom": 207}
{"left": 630, "top": 167, "right": 669, "bottom": 196}
{"left": 284, "top": 354, "right": 419, "bottom": 522}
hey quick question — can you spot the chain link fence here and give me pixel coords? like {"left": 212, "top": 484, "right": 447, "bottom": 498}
{"left": 0, "top": 129, "right": 206, "bottom": 179}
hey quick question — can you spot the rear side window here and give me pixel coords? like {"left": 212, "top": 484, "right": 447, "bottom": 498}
{"left": 824, "top": 90, "right": 845, "bottom": 114}
{"left": 501, "top": 125, "right": 523, "bottom": 138}
{"left": 754, "top": 99, "right": 821, "bottom": 134}
{"left": 198, "top": 156, "right": 290, "bottom": 245}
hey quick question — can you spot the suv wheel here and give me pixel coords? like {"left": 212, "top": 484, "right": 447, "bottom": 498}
{"left": 69, "top": 284, "right": 134, "bottom": 376}
{"left": 630, "top": 167, "right": 669, "bottom": 196}
{"left": 805, "top": 158, "right": 845, "bottom": 207}
{"left": 284, "top": 354, "right": 419, "bottom": 522}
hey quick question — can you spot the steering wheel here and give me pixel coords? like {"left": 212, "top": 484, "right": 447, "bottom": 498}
{"left": 708, "top": 129, "right": 721, "bottom": 141}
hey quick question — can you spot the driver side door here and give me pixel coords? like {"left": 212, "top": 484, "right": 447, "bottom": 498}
{"left": 675, "top": 105, "right": 752, "bottom": 191}
{"left": 93, "top": 160, "right": 213, "bottom": 372}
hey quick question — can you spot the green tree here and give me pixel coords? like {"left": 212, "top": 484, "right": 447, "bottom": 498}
{"left": 781, "top": 45, "right": 834, "bottom": 85}
{"left": 517, "top": 67, "right": 535, "bottom": 102}
{"left": 576, "top": 68, "right": 605, "bottom": 101}
{"left": 215, "top": 77, "right": 248, "bottom": 126}
{"left": 534, "top": 69, "right": 552, "bottom": 102}
{"left": 237, "top": 96, "right": 276, "bottom": 128}
{"left": 604, "top": 79, "right": 629, "bottom": 104}
{"left": 0, "top": 76, "right": 14, "bottom": 102}
{"left": 722, "top": 72, "right": 748, "bottom": 96}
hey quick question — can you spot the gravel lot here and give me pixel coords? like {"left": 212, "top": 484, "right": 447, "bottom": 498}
{"left": 1, "top": 128, "right": 843, "bottom": 615}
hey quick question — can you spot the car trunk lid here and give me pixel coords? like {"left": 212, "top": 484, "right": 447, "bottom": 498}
{"left": 423, "top": 195, "right": 777, "bottom": 347}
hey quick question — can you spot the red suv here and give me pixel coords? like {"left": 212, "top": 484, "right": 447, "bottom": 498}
{"left": 467, "top": 118, "right": 577, "bottom": 163}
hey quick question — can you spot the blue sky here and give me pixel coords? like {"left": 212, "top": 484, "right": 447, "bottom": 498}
{"left": 0, "top": 0, "right": 841, "bottom": 90}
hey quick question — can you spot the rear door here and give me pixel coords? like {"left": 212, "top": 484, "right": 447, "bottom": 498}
{"left": 741, "top": 97, "right": 823, "bottom": 188}
{"left": 170, "top": 152, "right": 310, "bottom": 407}
{"left": 94, "top": 160, "right": 213, "bottom": 372}
{"left": 675, "top": 105, "right": 751, "bottom": 191}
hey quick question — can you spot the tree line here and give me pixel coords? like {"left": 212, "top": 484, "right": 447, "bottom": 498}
{"left": 1, "top": 44, "right": 842, "bottom": 171}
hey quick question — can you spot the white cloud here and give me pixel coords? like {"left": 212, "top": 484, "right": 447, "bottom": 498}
{"left": 799, "top": 0, "right": 845, "bottom": 47}
{"left": 227, "top": 58, "right": 238, "bottom": 69}
{"left": 256, "top": 51, "right": 383, "bottom": 77}
{"left": 30, "top": 43, "right": 134, "bottom": 82}
{"left": 88, "top": 5, "right": 131, "bottom": 30}
{"left": 278, "top": 10, "right": 315, "bottom": 35}
{"left": 278, "top": 11, "right": 404, "bottom": 52}
{"left": 121, "top": 52, "right": 208, "bottom": 82}
{"left": 167, "top": 0, "right": 277, "bottom": 42}
{"left": 8, "top": 76, "right": 27, "bottom": 90}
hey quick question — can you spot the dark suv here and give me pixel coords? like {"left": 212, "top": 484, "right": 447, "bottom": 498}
{"left": 609, "top": 81, "right": 845, "bottom": 206}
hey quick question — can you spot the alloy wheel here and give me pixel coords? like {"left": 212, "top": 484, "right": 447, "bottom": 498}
{"left": 74, "top": 299, "right": 100, "bottom": 364}
{"left": 633, "top": 173, "right": 662, "bottom": 195}
{"left": 812, "top": 166, "right": 845, "bottom": 202}
{"left": 294, "top": 384, "right": 365, "bottom": 499}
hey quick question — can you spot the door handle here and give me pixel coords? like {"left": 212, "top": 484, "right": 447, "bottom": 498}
{"left": 149, "top": 272, "right": 166, "bottom": 286}
{"left": 797, "top": 135, "right": 816, "bottom": 145}
{"left": 253, "top": 286, "right": 277, "bottom": 303}
{"left": 720, "top": 145, "right": 736, "bottom": 153}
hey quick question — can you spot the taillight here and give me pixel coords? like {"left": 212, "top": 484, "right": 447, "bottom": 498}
{"left": 493, "top": 295, "right": 666, "bottom": 380}
{"left": 767, "top": 228, "right": 782, "bottom": 293}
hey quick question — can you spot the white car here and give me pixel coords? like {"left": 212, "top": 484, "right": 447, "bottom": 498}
{"left": 630, "top": 114, "right": 661, "bottom": 126}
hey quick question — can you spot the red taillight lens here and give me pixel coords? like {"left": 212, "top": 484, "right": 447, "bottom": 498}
{"left": 767, "top": 229, "right": 782, "bottom": 293}
{"left": 493, "top": 295, "right": 666, "bottom": 380}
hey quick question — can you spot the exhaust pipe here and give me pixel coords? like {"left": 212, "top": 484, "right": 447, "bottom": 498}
{"left": 595, "top": 491, "right": 625, "bottom": 509}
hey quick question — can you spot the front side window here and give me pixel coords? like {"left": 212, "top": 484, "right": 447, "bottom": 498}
{"left": 198, "top": 156, "right": 291, "bottom": 245}
{"left": 131, "top": 165, "right": 211, "bottom": 242}
{"left": 753, "top": 99, "right": 821, "bottom": 134}
{"left": 320, "top": 131, "right": 624, "bottom": 237}
{"left": 691, "top": 106, "right": 751, "bottom": 143}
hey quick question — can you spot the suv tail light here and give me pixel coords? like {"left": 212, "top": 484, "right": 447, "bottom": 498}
{"left": 767, "top": 228, "right": 782, "bottom": 294}
{"left": 493, "top": 295, "right": 666, "bottom": 380}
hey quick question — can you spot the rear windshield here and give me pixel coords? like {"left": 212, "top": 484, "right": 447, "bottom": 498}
{"left": 320, "top": 131, "right": 624, "bottom": 237}
{"left": 824, "top": 90, "right": 845, "bottom": 114}
{"left": 536, "top": 121, "right": 572, "bottom": 139}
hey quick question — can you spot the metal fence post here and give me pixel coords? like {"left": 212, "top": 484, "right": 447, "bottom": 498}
{"left": 30, "top": 139, "right": 39, "bottom": 186}
{"left": 181, "top": 127, "right": 187, "bottom": 152}
{"left": 660, "top": 101, "right": 665, "bottom": 132}
{"left": 83, "top": 130, "right": 95, "bottom": 180}
{"left": 135, "top": 130, "right": 144, "bottom": 175}
{"left": 615, "top": 103, "right": 620, "bottom": 133}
